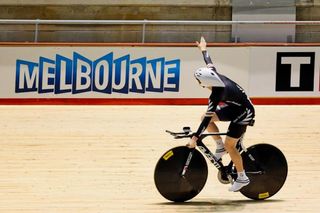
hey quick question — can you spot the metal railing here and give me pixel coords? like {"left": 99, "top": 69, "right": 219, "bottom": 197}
{"left": 1, "top": 19, "right": 320, "bottom": 42}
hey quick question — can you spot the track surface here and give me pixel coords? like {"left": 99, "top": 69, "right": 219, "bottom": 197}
{"left": 0, "top": 105, "right": 319, "bottom": 213}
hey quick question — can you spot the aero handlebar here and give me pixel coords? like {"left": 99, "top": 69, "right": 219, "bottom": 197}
{"left": 166, "top": 126, "right": 228, "bottom": 140}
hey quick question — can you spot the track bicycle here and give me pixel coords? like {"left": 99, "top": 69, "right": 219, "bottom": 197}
{"left": 154, "top": 127, "right": 288, "bottom": 202}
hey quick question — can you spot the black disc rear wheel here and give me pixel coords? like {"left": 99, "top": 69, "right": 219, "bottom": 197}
{"left": 154, "top": 146, "right": 208, "bottom": 202}
{"left": 240, "top": 144, "right": 288, "bottom": 200}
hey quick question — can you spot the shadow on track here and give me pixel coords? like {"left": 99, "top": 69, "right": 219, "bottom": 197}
{"left": 152, "top": 199, "right": 284, "bottom": 212}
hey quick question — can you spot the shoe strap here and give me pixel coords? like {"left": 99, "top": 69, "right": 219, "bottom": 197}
{"left": 235, "top": 179, "right": 250, "bottom": 184}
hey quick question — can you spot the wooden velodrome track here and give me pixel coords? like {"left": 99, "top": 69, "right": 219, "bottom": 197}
{"left": 0, "top": 105, "right": 319, "bottom": 213}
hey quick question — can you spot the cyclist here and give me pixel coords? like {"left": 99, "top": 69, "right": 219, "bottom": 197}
{"left": 187, "top": 37, "right": 255, "bottom": 192}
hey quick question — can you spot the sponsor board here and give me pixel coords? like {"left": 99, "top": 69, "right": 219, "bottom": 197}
{"left": 250, "top": 47, "right": 320, "bottom": 97}
{"left": 0, "top": 45, "right": 319, "bottom": 104}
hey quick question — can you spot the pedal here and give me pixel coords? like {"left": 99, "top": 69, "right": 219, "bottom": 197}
{"left": 217, "top": 171, "right": 231, "bottom": 184}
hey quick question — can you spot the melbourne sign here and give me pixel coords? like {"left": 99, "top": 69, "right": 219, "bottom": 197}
{"left": 15, "top": 52, "right": 181, "bottom": 94}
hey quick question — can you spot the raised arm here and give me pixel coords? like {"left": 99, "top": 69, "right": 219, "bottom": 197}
{"left": 196, "top": 36, "right": 216, "bottom": 70}
{"left": 186, "top": 37, "right": 225, "bottom": 149}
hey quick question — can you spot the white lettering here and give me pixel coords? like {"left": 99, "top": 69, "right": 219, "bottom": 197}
{"left": 19, "top": 64, "right": 38, "bottom": 89}
{"left": 146, "top": 61, "right": 162, "bottom": 89}
{"left": 59, "top": 60, "right": 72, "bottom": 91}
{"left": 164, "top": 63, "right": 176, "bottom": 89}
{"left": 76, "top": 59, "right": 91, "bottom": 91}
{"left": 281, "top": 57, "right": 311, "bottom": 87}
{"left": 198, "top": 146, "right": 221, "bottom": 169}
{"left": 113, "top": 60, "right": 127, "bottom": 90}
{"left": 41, "top": 61, "right": 55, "bottom": 90}
{"left": 129, "top": 63, "right": 143, "bottom": 90}
{"left": 94, "top": 60, "right": 110, "bottom": 90}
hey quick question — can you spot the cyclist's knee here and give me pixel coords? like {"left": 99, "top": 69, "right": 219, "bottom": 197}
{"left": 201, "top": 113, "right": 219, "bottom": 122}
{"left": 224, "top": 136, "right": 239, "bottom": 151}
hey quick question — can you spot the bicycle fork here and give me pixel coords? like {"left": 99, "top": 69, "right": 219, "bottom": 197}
{"left": 181, "top": 149, "right": 194, "bottom": 177}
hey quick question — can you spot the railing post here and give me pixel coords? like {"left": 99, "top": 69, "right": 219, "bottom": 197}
{"left": 234, "top": 23, "right": 238, "bottom": 43}
{"left": 34, "top": 19, "right": 40, "bottom": 42}
{"left": 142, "top": 19, "right": 147, "bottom": 43}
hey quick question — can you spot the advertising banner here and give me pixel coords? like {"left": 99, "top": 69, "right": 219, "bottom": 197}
{"left": 0, "top": 44, "right": 319, "bottom": 104}
{"left": 250, "top": 47, "right": 320, "bottom": 97}
{"left": 0, "top": 46, "right": 250, "bottom": 99}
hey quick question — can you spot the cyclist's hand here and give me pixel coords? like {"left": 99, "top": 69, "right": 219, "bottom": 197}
{"left": 196, "top": 36, "right": 207, "bottom": 51}
{"left": 186, "top": 136, "right": 198, "bottom": 149}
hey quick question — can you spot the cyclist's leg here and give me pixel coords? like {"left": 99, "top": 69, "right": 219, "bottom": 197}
{"left": 200, "top": 113, "right": 225, "bottom": 159}
{"left": 224, "top": 124, "right": 247, "bottom": 172}
{"left": 201, "top": 104, "right": 238, "bottom": 141}
{"left": 225, "top": 136, "right": 244, "bottom": 171}
{"left": 201, "top": 105, "right": 241, "bottom": 159}
{"left": 224, "top": 123, "right": 250, "bottom": 191}
{"left": 201, "top": 113, "right": 221, "bottom": 141}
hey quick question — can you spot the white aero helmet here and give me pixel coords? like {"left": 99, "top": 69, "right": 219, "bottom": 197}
{"left": 194, "top": 67, "right": 225, "bottom": 88}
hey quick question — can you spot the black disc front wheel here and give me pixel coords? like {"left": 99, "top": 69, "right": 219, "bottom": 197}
{"left": 154, "top": 146, "right": 208, "bottom": 202}
{"left": 240, "top": 143, "right": 288, "bottom": 200}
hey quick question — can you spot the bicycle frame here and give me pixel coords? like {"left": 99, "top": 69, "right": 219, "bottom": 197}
{"left": 179, "top": 135, "right": 226, "bottom": 177}
{"left": 196, "top": 133, "right": 234, "bottom": 183}
{"left": 166, "top": 128, "right": 263, "bottom": 182}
